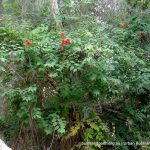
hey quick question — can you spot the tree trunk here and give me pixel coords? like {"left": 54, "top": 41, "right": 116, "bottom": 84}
{"left": 49, "top": 0, "right": 62, "bottom": 30}
{"left": 0, "top": 0, "right": 3, "bottom": 14}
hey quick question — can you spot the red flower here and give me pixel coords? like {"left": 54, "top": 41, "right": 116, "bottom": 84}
{"left": 58, "top": 38, "right": 71, "bottom": 53}
{"left": 61, "top": 39, "right": 71, "bottom": 45}
{"left": 25, "top": 39, "right": 31, "bottom": 46}
{"left": 64, "top": 39, "right": 71, "bottom": 45}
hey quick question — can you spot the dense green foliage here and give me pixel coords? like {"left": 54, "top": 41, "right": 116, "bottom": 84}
{"left": 0, "top": 0, "right": 150, "bottom": 150}
{"left": 126, "top": 0, "right": 150, "bottom": 10}
{"left": 0, "top": 16, "right": 150, "bottom": 149}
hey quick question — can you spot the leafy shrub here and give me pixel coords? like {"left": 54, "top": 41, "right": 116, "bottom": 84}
{"left": 0, "top": 16, "right": 149, "bottom": 149}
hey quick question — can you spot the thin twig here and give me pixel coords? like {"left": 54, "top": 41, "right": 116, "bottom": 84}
{"left": 47, "top": 130, "right": 55, "bottom": 150}
{"left": 103, "top": 107, "right": 120, "bottom": 114}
